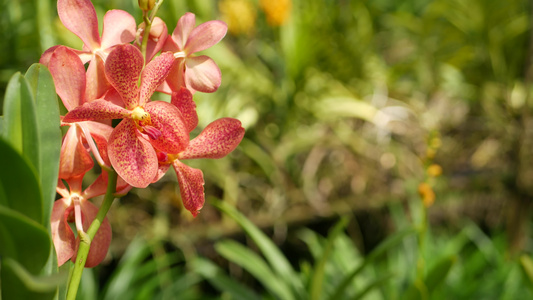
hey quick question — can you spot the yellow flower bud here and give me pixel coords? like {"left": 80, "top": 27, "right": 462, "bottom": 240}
{"left": 418, "top": 182, "right": 435, "bottom": 207}
{"left": 138, "top": 0, "right": 156, "bottom": 11}
{"left": 427, "top": 164, "right": 442, "bottom": 177}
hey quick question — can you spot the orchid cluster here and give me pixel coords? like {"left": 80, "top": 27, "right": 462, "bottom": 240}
{"left": 43, "top": 0, "right": 244, "bottom": 269}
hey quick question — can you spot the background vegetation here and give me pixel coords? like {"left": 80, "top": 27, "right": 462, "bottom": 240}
{"left": 2, "top": 0, "right": 533, "bottom": 298}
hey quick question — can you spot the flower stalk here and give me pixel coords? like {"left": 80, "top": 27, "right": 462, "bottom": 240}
{"left": 66, "top": 169, "right": 118, "bottom": 300}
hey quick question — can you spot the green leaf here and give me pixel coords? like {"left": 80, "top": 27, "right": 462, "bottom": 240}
{"left": 2, "top": 72, "right": 40, "bottom": 175}
{"left": 401, "top": 255, "right": 456, "bottom": 300}
{"left": 328, "top": 227, "right": 417, "bottom": 300}
{"left": 212, "top": 199, "right": 306, "bottom": 298}
{"left": 216, "top": 239, "right": 294, "bottom": 300}
{"left": 352, "top": 273, "right": 395, "bottom": 300}
{"left": 0, "top": 137, "right": 43, "bottom": 224}
{"left": 0, "top": 206, "right": 51, "bottom": 274}
{"left": 2, "top": 257, "right": 64, "bottom": 299}
{"left": 520, "top": 254, "right": 533, "bottom": 291}
{"left": 25, "top": 63, "right": 61, "bottom": 227}
{"left": 1, "top": 258, "right": 58, "bottom": 300}
{"left": 190, "top": 257, "right": 259, "bottom": 300}
{"left": 310, "top": 216, "right": 349, "bottom": 300}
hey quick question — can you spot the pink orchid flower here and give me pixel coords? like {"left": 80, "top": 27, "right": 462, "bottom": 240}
{"left": 48, "top": 46, "right": 115, "bottom": 179}
{"left": 41, "top": 0, "right": 136, "bottom": 101}
{"left": 159, "top": 13, "right": 228, "bottom": 94}
{"left": 51, "top": 176, "right": 112, "bottom": 268}
{"left": 63, "top": 44, "right": 189, "bottom": 188}
{"left": 155, "top": 89, "right": 245, "bottom": 216}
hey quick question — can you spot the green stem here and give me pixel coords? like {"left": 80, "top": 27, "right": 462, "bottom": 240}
{"left": 140, "top": 0, "right": 165, "bottom": 60}
{"left": 65, "top": 170, "right": 118, "bottom": 300}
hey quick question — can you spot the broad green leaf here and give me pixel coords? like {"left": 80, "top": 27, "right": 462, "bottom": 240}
{"left": 0, "top": 206, "right": 51, "bottom": 274}
{"left": 1, "top": 258, "right": 58, "bottom": 300}
{"left": 328, "top": 227, "right": 417, "bottom": 300}
{"left": 216, "top": 239, "right": 294, "bottom": 300}
{"left": 25, "top": 63, "right": 61, "bottom": 227}
{"left": 212, "top": 199, "right": 306, "bottom": 298}
{"left": 190, "top": 257, "right": 259, "bottom": 300}
{"left": 2, "top": 72, "right": 40, "bottom": 175}
{"left": 310, "top": 217, "right": 349, "bottom": 300}
{"left": 0, "top": 137, "right": 43, "bottom": 224}
{"left": 520, "top": 254, "right": 533, "bottom": 291}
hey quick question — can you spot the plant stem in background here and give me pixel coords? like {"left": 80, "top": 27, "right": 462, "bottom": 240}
{"left": 65, "top": 170, "right": 118, "bottom": 300}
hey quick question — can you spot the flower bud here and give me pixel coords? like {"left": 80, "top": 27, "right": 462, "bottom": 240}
{"left": 138, "top": 0, "right": 155, "bottom": 11}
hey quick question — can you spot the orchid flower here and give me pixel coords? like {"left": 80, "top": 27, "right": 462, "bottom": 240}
{"left": 41, "top": 0, "right": 136, "bottom": 101}
{"left": 51, "top": 176, "right": 112, "bottom": 268}
{"left": 159, "top": 13, "right": 228, "bottom": 94}
{"left": 63, "top": 44, "right": 189, "bottom": 188}
{"left": 48, "top": 46, "right": 116, "bottom": 180}
{"left": 155, "top": 89, "right": 245, "bottom": 216}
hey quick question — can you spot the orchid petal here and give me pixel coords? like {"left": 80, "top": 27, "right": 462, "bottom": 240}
{"left": 108, "top": 119, "right": 158, "bottom": 188}
{"left": 105, "top": 44, "right": 143, "bottom": 109}
{"left": 185, "top": 20, "right": 227, "bottom": 54}
{"left": 71, "top": 200, "right": 112, "bottom": 268}
{"left": 39, "top": 45, "right": 61, "bottom": 66}
{"left": 57, "top": 0, "right": 101, "bottom": 50}
{"left": 85, "top": 55, "right": 110, "bottom": 102}
{"left": 51, "top": 198, "right": 76, "bottom": 266}
{"left": 82, "top": 172, "right": 130, "bottom": 200}
{"left": 57, "top": 180, "right": 70, "bottom": 199}
{"left": 48, "top": 46, "right": 86, "bottom": 110}
{"left": 185, "top": 55, "right": 222, "bottom": 93}
{"left": 63, "top": 99, "right": 131, "bottom": 123}
{"left": 139, "top": 52, "right": 176, "bottom": 106}
{"left": 58, "top": 126, "right": 94, "bottom": 179}
{"left": 180, "top": 118, "right": 245, "bottom": 160}
{"left": 79, "top": 121, "right": 113, "bottom": 167}
{"left": 171, "top": 88, "right": 198, "bottom": 133}
{"left": 172, "top": 13, "right": 196, "bottom": 51}
{"left": 164, "top": 58, "right": 186, "bottom": 94}
{"left": 100, "top": 10, "right": 136, "bottom": 50}
{"left": 153, "top": 163, "right": 171, "bottom": 183}
{"left": 145, "top": 101, "right": 189, "bottom": 154}
{"left": 173, "top": 160, "right": 205, "bottom": 217}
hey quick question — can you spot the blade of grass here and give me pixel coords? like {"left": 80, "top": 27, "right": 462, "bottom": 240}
{"left": 310, "top": 216, "right": 349, "bottom": 300}
{"left": 216, "top": 239, "right": 294, "bottom": 300}
{"left": 212, "top": 199, "right": 306, "bottom": 298}
{"left": 328, "top": 227, "right": 417, "bottom": 300}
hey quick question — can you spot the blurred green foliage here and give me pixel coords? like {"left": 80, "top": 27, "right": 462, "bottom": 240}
{"left": 2, "top": 0, "right": 533, "bottom": 298}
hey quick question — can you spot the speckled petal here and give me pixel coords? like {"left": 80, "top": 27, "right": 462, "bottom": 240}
{"left": 153, "top": 162, "right": 171, "bottom": 183}
{"left": 172, "top": 13, "right": 196, "bottom": 51}
{"left": 185, "top": 55, "right": 222, "bottom": 93}
{"left": 59, "top": 126, "right": 94, "bottom": 179}
{"left": 48, "top": 46, "right": 86, "bottom": 110}
{"left": 71, "top": 199, "right": 112, "bottom": 268}
{"left": 145, "top": 101, "right": 189, "bottom": 154}
{"left": 105, "top": 44, "right": 143, "bottom": 109}
{"left": 139, "top": 52, "right": 176, "bottom": 106}
{"left": 185, "top": 20, "right": 227, "bottom": 54}
{"left": 171, "top": 88, "right": 198, "bottom": 132}
{"left": 51, "top": 198, "right": 76, "bottom": 266}
{"left": 172, "top": 160, "right": 205, "bottom": 217}
{"left": 58, "top": 0, "right": 101, "bottom": 50}
{"left": 100, "top": 9, "right": 136, "bottom": 49}
{"left": 108, "top": 119, "right": 158, "bottom": 188}
{"left": 180, "top": 118, "right": 244, "bottom": 160}
{"left": 63, "top": 99, "right": 130, "bottom": 123}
